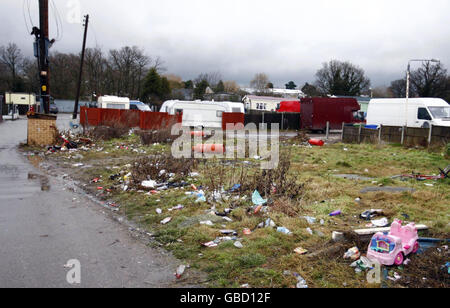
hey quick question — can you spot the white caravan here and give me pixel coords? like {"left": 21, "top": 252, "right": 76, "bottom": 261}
{"left": 160, "top": 100, "right": 245, "bottom": 128}
{"left": 366, "top": 98, "right": 450, "bottom": 128}
{"left": 98, "top": 96, "right": 130, "bottom": 110}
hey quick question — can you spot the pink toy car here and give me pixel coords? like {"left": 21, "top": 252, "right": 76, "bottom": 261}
{"left": 367, "top": 219, "right": 419, "bottom": 266}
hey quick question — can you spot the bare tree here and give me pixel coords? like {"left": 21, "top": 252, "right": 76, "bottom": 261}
{"left": 410, "top": 62, "right": 448, "bottom": 98}
{"left": 250, "top": 73, "right": 269, "bottom": 93}
{"left": 195, "top": 72, "right": 222, "bottom": 89}
{"left": 223, "top": 80, "right": 240, "bottom": 93}
{"left": 0, "top": 43, "right": 24, "bottom": 87}
{"left": 315, "top": 60, "right": 370, "bottom": 96}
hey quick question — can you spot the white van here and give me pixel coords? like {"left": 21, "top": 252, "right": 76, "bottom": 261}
{"left": 98, "top": 96, "right": 130, "bottom": 110}
{"left": 160, "top": 100, "right": 245, "bottom": 128}
{"left": 367, "top": 98, "right": 450, "bottom": 128}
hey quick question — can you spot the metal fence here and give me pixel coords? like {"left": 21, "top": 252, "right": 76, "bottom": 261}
{"left": 342, "top": 124, "right": 450, "bottom": 147}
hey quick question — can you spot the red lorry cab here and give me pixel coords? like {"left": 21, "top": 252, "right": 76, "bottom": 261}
{"left": 276, "top": 101, "right": 301, "bottom": 113}
{"left": 300, "top": 97, "right": 362, "bottom": 131}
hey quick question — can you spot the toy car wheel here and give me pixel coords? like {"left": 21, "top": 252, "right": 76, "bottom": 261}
{"left": 394, "top": 252, "right": 404, "bottom": 266}
{"left": 412, "top": 242, "right": 419, "bottom": 254}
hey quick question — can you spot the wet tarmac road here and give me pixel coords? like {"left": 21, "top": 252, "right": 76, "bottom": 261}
{"left": 0, "top": 117, "right": 194, "bottom": 288}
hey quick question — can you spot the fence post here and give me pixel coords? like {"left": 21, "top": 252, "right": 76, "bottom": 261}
{"left": 428, "top": 125, "right": 433, "bottom": 147}
{"left": 341, "top": 122, "right": 345, "bottom": 141}
{"left": 358, "top": 125, "right": 362, "bottom": 144}
{"left": 326, "top": 121, "right": 330, "bottom": 140}
{"left": 378, "top": 125, "right": 382, "bottom": 144}
{"left": 281, "top": 112, "right": 284, "bottom": 131}
{"left": 401, "top": 126, "right": 405, "bottom": 145}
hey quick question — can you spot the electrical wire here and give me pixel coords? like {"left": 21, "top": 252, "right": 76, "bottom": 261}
{"left": 22, "top": 0, "right": 31, "bottom": 34}
{"left": 50, "top": 0, "right": 64, "bottom": 42}
{"left": 27, "top": 0, "right": 35, "bottom": 28}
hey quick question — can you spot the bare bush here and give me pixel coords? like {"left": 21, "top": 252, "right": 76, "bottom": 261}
{"left": 130, "top": 156, "right": 196, "bottom": 186}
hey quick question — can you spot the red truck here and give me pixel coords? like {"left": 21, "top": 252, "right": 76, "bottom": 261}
{"left": 299, "top": 97, "right": 362, "bottom": 131}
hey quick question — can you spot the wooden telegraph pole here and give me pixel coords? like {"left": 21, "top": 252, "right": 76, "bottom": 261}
{"left": 73, "top": 15, "right": 89, "bottom": 120}
{"left": 38, "top": 0, "right": 50, "bottom": 114}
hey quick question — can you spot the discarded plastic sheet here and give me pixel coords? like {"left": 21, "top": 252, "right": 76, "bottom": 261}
{"left": 252, "top": 190, "right": 267, "bottom": 206}
{"left": 306, "top": 228, "right": 313, "bottom": 235}
{"left": 294, "top": 273, "right": 308, "bottom": 288}
{"left": 142, "top": 180, "right": 157, "bottom": 189}
{"left": 234, "top": 241, "right": 244, "bottom": 249}
{"left": 200, "top": 221, "right": 214, "bottom": 226}
{"left": 156, "top": 208, "right": 162, "bottom": 215}
{"left": 161, "top": 217, "right": 172, "bottom": 225}
{"left": 371, "top": 217, "right": 389, "bottom": 228}
{"left": 303, "top": 216, "right": 316, "bottom": 225}
{"left": 277, "top": 227, "right": 292, "bottom": 235}
{"left": 203, "top": 241, "right": 218, "bottom": 248}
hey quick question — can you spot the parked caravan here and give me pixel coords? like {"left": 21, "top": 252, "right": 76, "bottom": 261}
{"left": 98, "top": 96, "right": 130, "bottom": 110}
{"left": 130, "top": 101, "right": 151, "bottom": 111}
{"left": 160, "top": 100, "right": 244, "bottom": 128}
{"left": 366, "top": 98, "right": 450, "bottom": 128}
{"left": 299, "top": 97, "right": 362, "bottom": 131}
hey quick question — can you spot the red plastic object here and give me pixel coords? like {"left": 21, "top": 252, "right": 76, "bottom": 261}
{"left": 309, "top": 139, "right": 325, "bottom": 147}
{"left": 277, "top": 101, "right": 301, "bottom": 113}
{"left": 192, "top": 144, "right": 225, "bottom": 154}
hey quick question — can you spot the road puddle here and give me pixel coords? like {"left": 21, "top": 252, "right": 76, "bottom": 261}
{"left": 28, "top": 172, "right": 51, "bottom": 191}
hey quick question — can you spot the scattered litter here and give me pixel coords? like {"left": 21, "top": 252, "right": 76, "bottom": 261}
{"left": 203, "top": 241, "right": 218, "bottom": 248}
{"left": 277, "top": 227, "right": 292, "bottom": 235}
{"left": 175, "top": 265, "right": 186, "bottom": 279}
{"left": 308, "top": 139, "right": 324, "bottom": 147}
{"left": 329, "top": 210, "right": 342, "bottom": 217}
{"left": 169, "top": 204, "right": 184, "bottom": 211}
{"left": 200, "top": 221, "right": 214, "bottom": 226}
{"left": 344, "top": 247, "right": 361, "bottom": 261}
{"left": 142, "top": 180, "right": 157, "bottom": 189}
{"left": 160, "top": 217, "right": 172, "bottom": 225}
{"left": 303, "top": 216, "right": 316, "bottom": 225}
{"left": 371, "top": 217, "right": 389, "bottom": 228}
{"left": 252, "top": 190, "right": 267, "bottom": 206}
{"left": 234, "top": 241, "right": 244, "bottom": 249}
{"left": 387, "top": 272, "right": 401, "bottom": 282}
{"left": 360, "top": 209, "right": 384, "bottom": 220}
{"left": 243, "top": 228, "right": 252, "bottom": 235}
{"left": 294, "top": 247, "right": 308, "bottom": 255}
{"left": 293, "top": 273, "right": 308, "bottom": 288}
{"left": 306, "top": 228, "right": 313, "bottom": 235}
{"left": 332, "top": 231, "right": 345, "bottom": 242}
{"left": 156, "top": 208, "right": 162, "bottom": 215}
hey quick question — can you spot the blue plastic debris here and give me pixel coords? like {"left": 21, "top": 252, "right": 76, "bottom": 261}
{"left": 252, "top": 190, "right": 267, "bottom": 206}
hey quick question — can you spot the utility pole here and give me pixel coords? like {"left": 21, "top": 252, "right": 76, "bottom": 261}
{"left": 73, "top": 14, "right": 89, "bottom": 120}
{"left": 38, "top": 0, "right": 50, "bottom": 114}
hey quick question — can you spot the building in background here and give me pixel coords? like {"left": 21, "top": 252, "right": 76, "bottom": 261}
{"left": 243, "top": 95, "right": 298, "bottom": 112}
{"left": 241, "top": 87, "right": 305, "bottom": 99}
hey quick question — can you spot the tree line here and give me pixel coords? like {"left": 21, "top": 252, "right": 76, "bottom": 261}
{"left": 1, "top": 42, "right": 449, "bottom": 105}
{"left": 249, "top": 60, "right": 450, "bottom": 103}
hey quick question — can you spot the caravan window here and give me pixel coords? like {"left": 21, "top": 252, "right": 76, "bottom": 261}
{"left": 175, "top": 109, "right": 183, "bottom": 115}
{"left": 418, "top": 108, "right": 432, "bottom": 120}
{"left": 217, "top": 111, "right": 223, "bottom": 118}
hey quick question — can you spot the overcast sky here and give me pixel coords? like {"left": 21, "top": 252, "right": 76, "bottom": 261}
{"left": 2, "top": 0, "right": 450, "bottom": 88}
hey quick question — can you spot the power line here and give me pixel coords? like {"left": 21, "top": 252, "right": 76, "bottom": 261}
{"left": 22, "top": 0, "right": 31, "bottom": 33}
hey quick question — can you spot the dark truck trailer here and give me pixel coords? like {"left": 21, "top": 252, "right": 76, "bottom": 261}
{"left": 300, "top": 97, "right": 361, "bottom": 131}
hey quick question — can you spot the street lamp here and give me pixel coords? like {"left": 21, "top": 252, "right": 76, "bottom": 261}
{"left": 405, "top": 59, "right": 440, "bottom": 127}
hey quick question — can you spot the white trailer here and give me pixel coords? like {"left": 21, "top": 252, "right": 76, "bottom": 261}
{"left": 160, "top": 100, "right": 244, "bottom": 128}
{"left": 366, "top": 98, "right": 450, "bottom": 128}
{"left": 98, "top": 96, "right": 130, "bottom": 110}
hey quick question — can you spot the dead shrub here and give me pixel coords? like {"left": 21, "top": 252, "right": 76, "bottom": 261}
{"left": 242, "top": 150, "right": 304, "bottom": 199}
{"left": 137, "top": 128, "right": 179, "bottom": 145}
{"left": 130, "top": 155, "right": 196, "bottom": 186}
{"left": 89, "top": 123, "right": 128, "bottom": 141}
{"left": 271, "top": 197, "right": 304, "bottom": 217}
